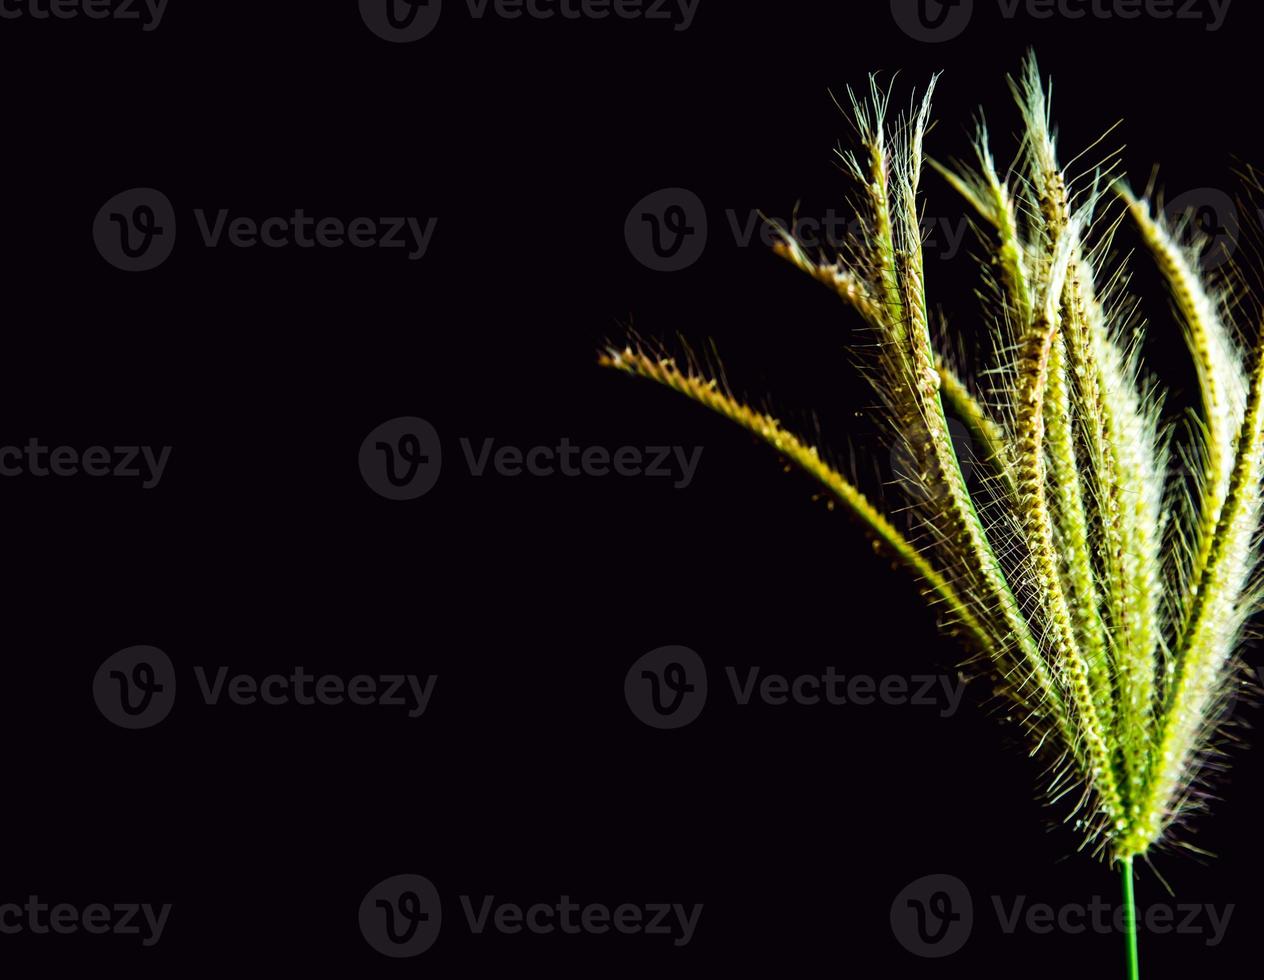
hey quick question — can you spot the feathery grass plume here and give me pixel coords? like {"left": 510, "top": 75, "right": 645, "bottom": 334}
{"left": 601, "top": 53, "right": 1261, "bottom": 977}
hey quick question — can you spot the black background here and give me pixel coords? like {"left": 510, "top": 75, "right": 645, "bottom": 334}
{"left": 1, "top": 0, "right": 1259, "bottom": 974}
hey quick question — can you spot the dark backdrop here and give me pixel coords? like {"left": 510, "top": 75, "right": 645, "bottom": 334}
{"left": 1, "top": 0, "right": 1258, "bottom": 975}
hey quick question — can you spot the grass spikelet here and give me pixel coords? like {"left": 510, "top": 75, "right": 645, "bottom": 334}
{"left": 601, "top": 51, "right": 1262, "bottom": 976}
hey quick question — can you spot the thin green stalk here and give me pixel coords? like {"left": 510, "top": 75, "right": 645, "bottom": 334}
{"left": 1120, "top": 857, "right": 1139, "bottom": 980}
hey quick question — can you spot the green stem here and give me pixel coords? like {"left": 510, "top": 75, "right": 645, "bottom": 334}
{"left": 1121, "top": 857, "right": 1139, "bottom": 980}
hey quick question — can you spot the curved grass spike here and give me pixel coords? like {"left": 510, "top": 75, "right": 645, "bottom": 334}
{"left": 1120, "top": 188, "right": 1248, "bottom": 642}
{"left": 601, "top": 52, "right": 1262, "bottom": 976}
{"left": 797, "top": 99, "right": 1064, "bottom": 722}
{"left": 772, "top": 230, "right": 1015, "bottom": 493}
{"left": 1012, "top": 224, "right": 1125, "bottom": 828}
{"left": 597, "top": 344, "right": 992, "bottom": 652}
{"left": 1120, "top": 320, "right": 1264, "bottom": 858}
{"left": 1010, "top": 61, "right": 1166, "bottom": 820}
